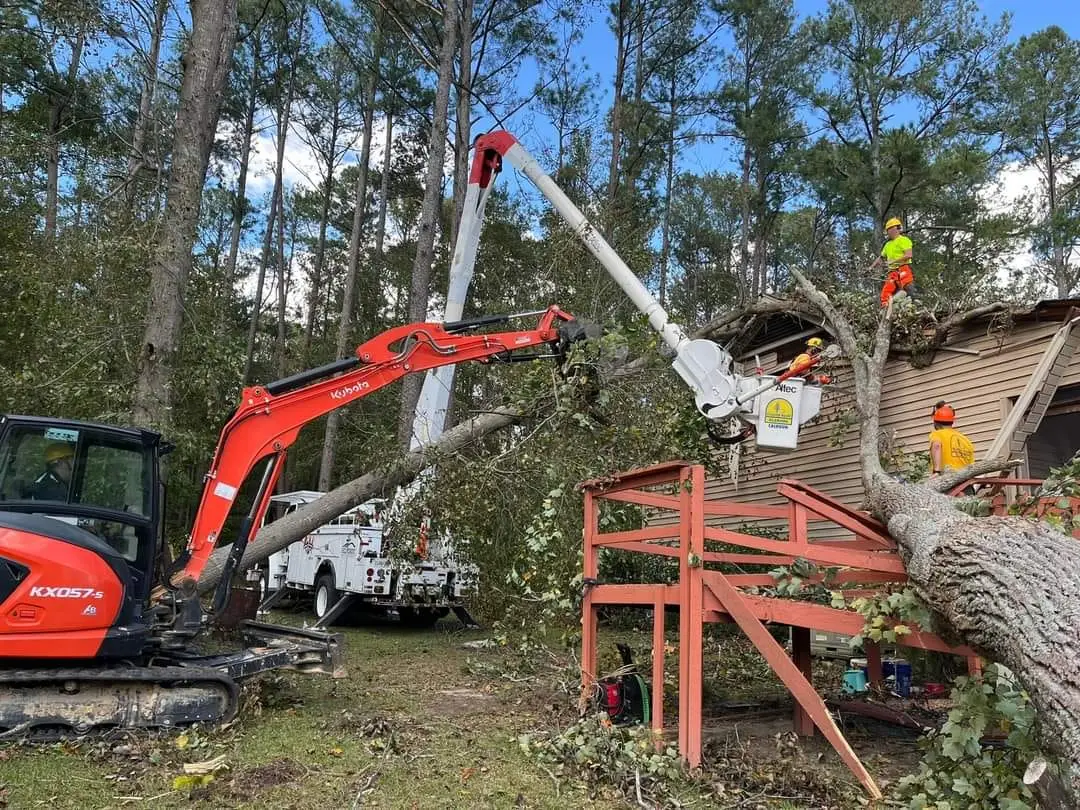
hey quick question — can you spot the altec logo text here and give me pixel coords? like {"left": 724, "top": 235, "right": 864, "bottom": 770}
{"left": 330, "top": 381, "right": 371, "bottom": 400}
{"left": 30, "top": 586, "right": 105, "bottom": 599}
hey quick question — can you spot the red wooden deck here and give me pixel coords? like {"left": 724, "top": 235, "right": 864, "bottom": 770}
{"left": 579, "top": 462, "right": 1019, "bottom": 799}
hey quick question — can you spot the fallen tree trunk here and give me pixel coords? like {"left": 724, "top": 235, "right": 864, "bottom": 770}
{"left": 870, "top": 473, "right": 1080, "bottom": 797}
{"left": 196, "top": 406, "right": 523, "bottom": 592}
{"left": 785, "top": 267, "right": 1080, "bottom": 802}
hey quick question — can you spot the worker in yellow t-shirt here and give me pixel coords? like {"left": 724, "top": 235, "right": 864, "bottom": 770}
{"left": 868, "top": 217, "right": 915, "bottom": 307}
{"left": 928, "top": 401, "right": 975, "bottom": 477}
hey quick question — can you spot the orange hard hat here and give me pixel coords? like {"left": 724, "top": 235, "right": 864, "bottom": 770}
{"left": 932, "top": 401, "right": 955, "bottom": 424}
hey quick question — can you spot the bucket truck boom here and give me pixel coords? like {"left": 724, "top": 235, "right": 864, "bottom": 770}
{"left": 417, "top": 131, "right": 833, "bottom": 451}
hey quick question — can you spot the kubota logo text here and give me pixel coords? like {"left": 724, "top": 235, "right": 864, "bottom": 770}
{"left": 330, "top": 381, "right": 371, "bottom": 400}
{"left": 29, "top": 586, "right": 105, "bottom": 599}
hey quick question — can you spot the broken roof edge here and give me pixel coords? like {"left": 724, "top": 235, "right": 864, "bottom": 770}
{"left": 708, "top": 295, "right": 1080, "bottom": 359}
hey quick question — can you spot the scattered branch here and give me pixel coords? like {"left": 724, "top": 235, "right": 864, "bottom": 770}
{"left": 1025, "top": 759, "right": 1071, "bottom": 810}
{"left": 930, "top": 457, "right": 1023, "bottom": 494}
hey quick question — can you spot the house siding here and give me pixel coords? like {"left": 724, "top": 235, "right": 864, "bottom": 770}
{"left": 706, "top": 318, "right": 1074, "bottom": 520}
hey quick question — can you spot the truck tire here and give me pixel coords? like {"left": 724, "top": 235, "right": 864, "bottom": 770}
{"left": 314, "top": 573, "right": 338, "bottom": 620}
{"left": 256, "top": 570, "right": 270, "bottom": 602}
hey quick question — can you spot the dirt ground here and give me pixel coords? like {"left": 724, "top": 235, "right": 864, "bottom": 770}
{"left": 0, "top": 617, "right": 924, "bottom": 809}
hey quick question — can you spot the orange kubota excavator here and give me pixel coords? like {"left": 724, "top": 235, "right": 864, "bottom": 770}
{"left": 0, "top": 131, "right": 835, "bottom": 737}
{"left": 0, "top": 307, "right": 587, "bottom": 736}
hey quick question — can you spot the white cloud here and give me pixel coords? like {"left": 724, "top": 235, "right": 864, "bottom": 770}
{"left": 216, "top": 113, "right": 394, "bottom": 200}
{"left": 981, "top": 161, "right": 1041, "bottom": 281}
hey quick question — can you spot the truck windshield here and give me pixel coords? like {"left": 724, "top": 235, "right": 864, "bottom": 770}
{"left": 0, "top": 423, "right": 152, "bottom": 517}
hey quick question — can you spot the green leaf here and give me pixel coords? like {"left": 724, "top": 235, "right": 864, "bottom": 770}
{"left": 172, "top": 774, "right": 214, "bottom": 791}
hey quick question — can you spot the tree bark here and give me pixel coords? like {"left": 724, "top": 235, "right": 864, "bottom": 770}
{"left": 871, "top": 474, "right": 1080, "bottom": 802}
{"left": 737, "top": 140, "right": 753, "bottom": 303}
{"left": 132, "top": 0, "right": 239, "bottom": 431}
{"left": 222, "top": 36, "right": 262, "bottom": 326}
{"left": 658, "top": 71, "right": 676, "bottom": 309}
{"left": 450, "top": 0, "right": 473, "bottom": 247}
{"left": 301, "top": 55, "right": 347, "bottom": 357}
{"left": 604, "top": 0, "right": 629, "bottom": 242}
{"left": 1025, "top": 758, "right": 1071, "bottom": 810}
{"left": 1044, "top": 126, "right": 1068, "bottom": 297}
{"left": 125, "top": 0, "right": 170, "bottom": 210}
{"left": 395, "top": 0, "right": 459, "bottom": 449}
{"left": 242, "top": 189, "right": 279, "bottom": 383}
{"left": 373, "top": 111, "right": 394, "bottom": 266}
{"left": 274, "top": 184, "right": 288, "bottom": 379}
{"left": 44, "top": 27, "right": 87, "bottom": 243}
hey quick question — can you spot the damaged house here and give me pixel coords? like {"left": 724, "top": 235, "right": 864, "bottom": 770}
{"left": 707, "top": 297, "right": 1080, "bottom": 509}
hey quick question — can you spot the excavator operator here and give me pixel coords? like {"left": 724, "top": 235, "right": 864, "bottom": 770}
{"left": 870, "top": 217, "right": 915, "bottom": 307}
{"left": 28, "top": 441, "right": 74, "bottom": 501}
{"left": 787, "top": 337, "right": 831, "bottom": 385}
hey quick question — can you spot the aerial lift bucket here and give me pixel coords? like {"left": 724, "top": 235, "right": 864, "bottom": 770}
{"left": 738, "top": 376, "right": 825, "bottom": 452}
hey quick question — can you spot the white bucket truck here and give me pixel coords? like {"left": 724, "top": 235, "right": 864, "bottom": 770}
{"left": 255, "top": 490, "right": 477, "bottom": 627}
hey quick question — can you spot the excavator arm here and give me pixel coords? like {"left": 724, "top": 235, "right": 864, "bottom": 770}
{"left": 166, "top": 306, "right": 578, "bottom": 608}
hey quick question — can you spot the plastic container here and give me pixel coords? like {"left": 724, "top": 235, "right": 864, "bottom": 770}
{"left": 881, "top": 658, "right": 896, "bottom": 681}
{"left": 842, "top": 669, "right": 868, "bottom": 694}
{"left": 893, "top": 659, "right": 912, "bottom": 697}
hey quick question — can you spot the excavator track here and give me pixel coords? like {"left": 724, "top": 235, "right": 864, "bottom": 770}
{"left": 0, "top": 666, "right": 239, "bottom": 740}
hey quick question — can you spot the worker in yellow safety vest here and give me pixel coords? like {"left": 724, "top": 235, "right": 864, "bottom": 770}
{"left": 787, "top": 337, "right": 831, "bottom": 384}
{"left": 928, "top": 401, "right": 975, "bottom": 477}
{"left": 869, "top": 217, "right": 915, "bottom": 307}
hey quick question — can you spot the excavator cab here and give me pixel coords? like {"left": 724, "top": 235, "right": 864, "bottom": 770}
{"left": 0, "top": 414, "right": 165, "bottom": 658}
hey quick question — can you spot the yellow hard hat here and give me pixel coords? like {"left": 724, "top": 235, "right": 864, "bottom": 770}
{"left": 806, "top": 337, "right": 824, "bottom": 349}
{"left": 45, "top": 442, "right": 74, "bottom": 464}
{"left": 885, "top": 217, "right": 902, "bottom": 231}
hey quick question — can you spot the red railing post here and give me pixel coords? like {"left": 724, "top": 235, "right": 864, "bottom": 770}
{"left": 677, "top": 464, "right": 693, "bottom": 761}
{"left": 686, "top": 464, "right": 706, "bottom": 766}
{"left": 652, "top": 592, "right": 665, "bottom": 747}
{"left": 580, "top": 489, "right": 598, "bottom": 711}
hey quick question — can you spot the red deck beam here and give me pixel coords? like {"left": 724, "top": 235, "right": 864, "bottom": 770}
{"left": 579, "top": 462, "right": 1004, "bottom": 799}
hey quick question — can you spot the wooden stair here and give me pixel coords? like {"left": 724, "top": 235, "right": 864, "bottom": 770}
{"left": 985, "top": 314, "right": 1080, "bottom": 460}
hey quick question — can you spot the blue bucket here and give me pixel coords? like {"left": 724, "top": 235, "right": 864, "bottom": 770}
{"left": 893, "top": 659, "right": 912, "bottom": 697}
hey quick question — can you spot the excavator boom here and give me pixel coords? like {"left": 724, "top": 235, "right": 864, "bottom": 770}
{"left": 171, "top": 306, "right": 578, "bottom": 595}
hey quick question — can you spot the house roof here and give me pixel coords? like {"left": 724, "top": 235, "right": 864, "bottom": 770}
{"left": 1015, "top": 298, "right": 1080, "bottom": 323}
{"left": 720, "top": 296, "right": 1080, "bottom": 360}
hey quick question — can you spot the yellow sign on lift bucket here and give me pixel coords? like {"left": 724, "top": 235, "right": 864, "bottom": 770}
{"left": 756, "top": 378, "right": 804, "bottom": 450}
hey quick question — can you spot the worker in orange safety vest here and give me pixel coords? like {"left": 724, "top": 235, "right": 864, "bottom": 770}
{"left": 869, "top": 217, "right": 915, "bottom": 307}
{"left": 786, "top": 337, "right": 831, "bottom": 385}
{"left": 928, "top": 401, "right": 974, "bottom": 477}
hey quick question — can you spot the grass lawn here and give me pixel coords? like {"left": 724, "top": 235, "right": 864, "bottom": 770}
{"left": 0, "top": 618, "right": 900, "bottom": 809}
{"left": 0, "top": 620, "right": 623, "bottom": 810}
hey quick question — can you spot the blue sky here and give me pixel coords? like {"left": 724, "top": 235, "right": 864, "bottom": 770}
{"left": 487, "top": 0, "right": 1080, "bottom": 182}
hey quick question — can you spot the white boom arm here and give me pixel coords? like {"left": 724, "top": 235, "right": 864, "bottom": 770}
{"left": 407, "top": 131, "right": 830, "bottom": 453}
{"left": 470, "top": 133, "right": 740, "bottom": 421}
